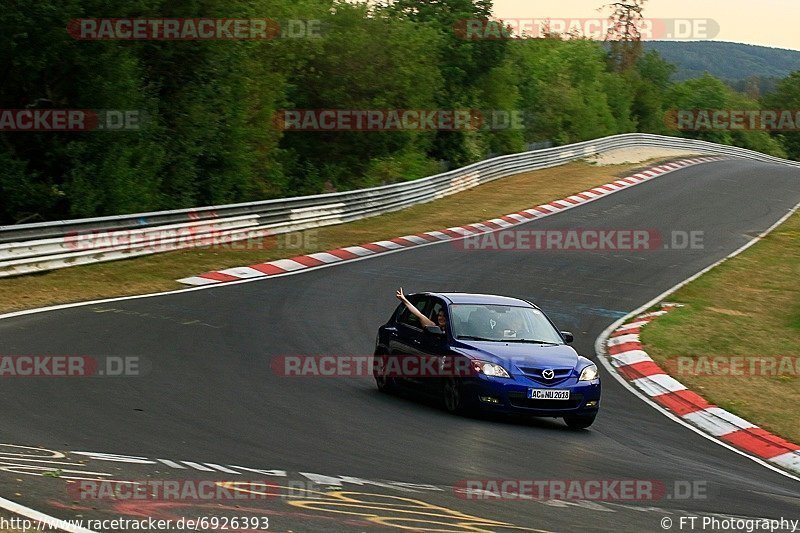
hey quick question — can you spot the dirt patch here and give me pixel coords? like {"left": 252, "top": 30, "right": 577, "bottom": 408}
{"left": 588, "top": 147, "right": 708, "bottom": 166}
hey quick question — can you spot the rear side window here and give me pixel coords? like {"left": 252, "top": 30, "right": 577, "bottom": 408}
{"left": 398, "top": 296, "right": 429, "bottom": 328}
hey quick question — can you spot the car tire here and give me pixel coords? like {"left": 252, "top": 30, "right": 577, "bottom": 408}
{"left": 374, "top": 354, "right": 398, "bottom": 394}
{"left": 443, "top": 378, "right": 472, "bottom": 415}
{"left": 564, "top": 414, "right": 596, "bottom": 429}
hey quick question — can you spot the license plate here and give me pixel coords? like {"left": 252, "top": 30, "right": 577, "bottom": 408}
{"left": 528, "top": 389, "right": 570, "bottom": 400}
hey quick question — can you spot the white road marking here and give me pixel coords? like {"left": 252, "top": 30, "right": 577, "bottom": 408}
{"left": 180, "top": 461, "right": 215, "bottom": 471}
{"left": 306, "top": 252, "right": 343, "bottom": 263}
{"left": 228, "top": 466, "right": 287, "bottom": 476}
{"left": 341, "top": 246, "right": 375, "bottom": 256}
{"left": 487, "top": 218, "right": 513, "bottom": 228}
{"left": 607, "top": 333, "right": 640, "bottom": 346}
{"left": 446, "top": 227, "right": 475, "bottom": 235}
{"left": 176, "top": 276, "right": 220, "bottom": 285}
{"left": 615, "top": 319, "right": 650, "bottom": 331}
{"left": 398, "top": 235, "right": 430, "bottom": 244}
{"left": 71, "top": 451, "right": 155, "bottom": 464}
{"left": 217, "top": 267, "right": 267, "bottom": 279}
{"left": 156, "top": 459, "right": 186, "bottom": 469}
{"left": 371, "top": 240, "right": 404, "bottom": 249}
{"left": 424, "top": 231, "right": 452, "bottom": 240}
{"left": 466, "top": 223, "right": 494, "bottom": 233}
{"left": 268, "top": 259, "right": 309, "bottom": 271}
{"left": 681, "top": 408, "right": 756, "bottom": 437}
{"left": 771, "top": 451, "right": 800, "bottom": 472}
{"left": 204, "top": 463, "right": 241, "bottom": 474}
{"left": 610, "top": 350, "right": 652, "bottom": 366}
{"left": 631, "top": 374, "right": 687, "bottom": 396}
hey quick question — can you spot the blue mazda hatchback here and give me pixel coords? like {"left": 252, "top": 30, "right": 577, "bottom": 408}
{"left": 374, "top": 293, "right": 601, "bottom": 428}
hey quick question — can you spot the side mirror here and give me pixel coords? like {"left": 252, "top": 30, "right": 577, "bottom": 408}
{"left": 424, "top": 325, "right": 445, "bottom": 336}
{"left": 561, "top": 331, "right": 574, "bottom": 344}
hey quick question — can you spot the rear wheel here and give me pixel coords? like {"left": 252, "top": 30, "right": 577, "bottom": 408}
{"left": 374, "top": 354, "right": 398, "bottom": 394}
{"left": 564, "top": 414, "right": 596, "bottom": 429}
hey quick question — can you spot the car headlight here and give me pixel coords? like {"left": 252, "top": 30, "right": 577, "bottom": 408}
{"left": 579, "top": 364, "right": 599, "bottom": 381}
{"left": 472, "top": 361, "right": 511, "bottom": 379}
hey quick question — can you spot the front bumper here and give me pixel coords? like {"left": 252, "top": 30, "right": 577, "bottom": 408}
{"left": 463, "top": 374, "right": 601, "bottom": 417}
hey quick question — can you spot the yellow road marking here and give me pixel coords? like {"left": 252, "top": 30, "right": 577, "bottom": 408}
{"left": 218, "top": 482, "right": 554, "bottom": 533}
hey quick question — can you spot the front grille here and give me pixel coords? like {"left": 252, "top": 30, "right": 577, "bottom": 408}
{"left": 508, "top": 392, "right": 584, "bottom": 410}
{"left": 519, "top": 367, "right": 573, "bottom": 385}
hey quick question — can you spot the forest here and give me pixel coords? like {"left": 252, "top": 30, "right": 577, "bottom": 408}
{"left": 1, "top": 0, "right": 799, "bottom": 224}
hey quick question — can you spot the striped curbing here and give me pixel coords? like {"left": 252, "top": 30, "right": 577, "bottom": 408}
{"left": 178, "top": 157, "right": 720, "bottom": 285}
{"left": 607, "top": 304, "right": 800, "bottom": 475}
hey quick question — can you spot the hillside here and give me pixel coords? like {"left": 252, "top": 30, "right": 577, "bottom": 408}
{"left": 644, "top": 41, "right": 800, "bottom": 85}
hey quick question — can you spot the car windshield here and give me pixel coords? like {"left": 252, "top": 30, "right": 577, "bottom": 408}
{"left": 450, "top": 304, "right": 564, "bottom": 344}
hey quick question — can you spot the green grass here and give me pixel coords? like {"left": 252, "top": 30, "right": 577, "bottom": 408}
{"left": 641, "top": 213, "right": 800, "bottom": 443}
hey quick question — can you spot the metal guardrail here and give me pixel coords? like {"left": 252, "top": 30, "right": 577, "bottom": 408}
{"left": 1, "top": 133, "right": 798, "bottom": 277}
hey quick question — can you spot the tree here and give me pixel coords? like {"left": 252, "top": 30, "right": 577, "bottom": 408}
{"left": 387, "top": 0, "right": 508, "bottom": 166}
{"left": 665, "top": 74, "right": 787, "bottom": 157}
{"left": 603, "top": 0, "right": 647, "bottom": 72}
{"left": 763, "top": 72, "right": 800, "bottom": 160}
{"left": 629, "top": 50, "right": 676, "bottom": 133}
{"left": 280, "top": 2, "right": 445, "bottom": 192}
{"left": 0, "top": 0, "right": 165, "bottom": 221}
{"left": 512, "top": 38, "right": 621, "bottom": 145}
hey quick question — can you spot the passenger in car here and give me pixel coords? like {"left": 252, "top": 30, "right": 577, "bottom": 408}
{"left": 395, "top": 288, "right": 447, "bottom": 331}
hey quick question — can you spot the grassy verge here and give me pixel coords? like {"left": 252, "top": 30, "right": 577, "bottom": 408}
{"left": 641, "top": 210, "right": 800, "bottom": 444}
{"left": 0, "top": 158, "right": 685, "bottom": 315}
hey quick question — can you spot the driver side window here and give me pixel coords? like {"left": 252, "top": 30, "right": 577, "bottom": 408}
{"left": 427, "top": 299, "right": 448, "bottom": 332}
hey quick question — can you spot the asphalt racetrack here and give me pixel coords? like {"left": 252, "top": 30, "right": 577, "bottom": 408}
{"left": 0, "top": 159, "right": 799, "bottom": 532}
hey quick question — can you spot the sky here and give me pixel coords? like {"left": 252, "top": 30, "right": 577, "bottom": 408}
{"left": 492, "top": 0, "right": 800, "bottom": 51}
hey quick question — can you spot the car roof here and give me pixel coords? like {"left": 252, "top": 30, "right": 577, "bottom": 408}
{"left": 421, "top": 292, "right": 536, "bottom": 307}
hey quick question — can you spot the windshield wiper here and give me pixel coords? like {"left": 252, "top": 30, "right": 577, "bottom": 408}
{"left": 503, "top": 339, "right": 560, "bottom": 345}
{"left": 457, "top": 335, "right": 497, "bottom": 342}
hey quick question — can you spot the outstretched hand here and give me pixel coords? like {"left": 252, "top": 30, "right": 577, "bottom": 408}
{"left": 395, "top": 288, "right": 406, "bottom": 302}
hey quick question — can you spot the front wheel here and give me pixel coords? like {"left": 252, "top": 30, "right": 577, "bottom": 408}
{"left": 443, "top": 378, "right": 472, "bottom": 415}
{"left": 564, "top": 414, "right": 596, "bottom": 429}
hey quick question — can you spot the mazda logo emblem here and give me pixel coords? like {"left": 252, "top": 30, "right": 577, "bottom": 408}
{"left": 542, "top": 369, "right": 555, "bottom": 380}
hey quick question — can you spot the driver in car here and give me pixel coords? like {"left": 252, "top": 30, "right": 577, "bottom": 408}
{"left": 501, "top": 313, "right": 527, "bottom": 338}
